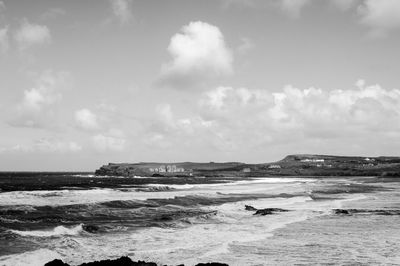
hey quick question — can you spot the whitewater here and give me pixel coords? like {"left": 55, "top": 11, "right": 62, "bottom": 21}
{"left": 0, "top": 174, "right": 399, "bottom": 265}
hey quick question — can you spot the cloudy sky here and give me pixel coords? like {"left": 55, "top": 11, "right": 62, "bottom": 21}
{"left": 1, "top": 0, "right": 400, "bottom": 171}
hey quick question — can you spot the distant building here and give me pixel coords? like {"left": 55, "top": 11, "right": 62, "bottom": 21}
{"left": 268, "top": 165, "right": 281, "bottom": 169}
{"left": 242, "top": 168, "right": 251, "bottom": 173}
{"left": 159, "top": 165, "right": 166, "bottom": 172}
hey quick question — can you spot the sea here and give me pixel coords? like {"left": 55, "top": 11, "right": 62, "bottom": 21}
{"left": 0, "top": 172, "right": 399, "bottom": 266}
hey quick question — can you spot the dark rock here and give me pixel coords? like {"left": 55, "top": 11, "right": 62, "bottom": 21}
{"left": 45, "top": 259, "right": 69, "bottom": 266}
{"left": 254, "top": 208, "right": 289, "bottom": 216}
{"left": 195, "top": 263, "right": 229, "bottom": 266}
{"left": 333, "top": 209, "right": 400, "bottom": 215}
{"left": 245, "top": 205, "right": 257, "bottom": 211}
{"left": 79, "top": 257, "right": 157, "bottom": 266}
{"left": 44, "top": 257, "right": 158, "bottom": 266}
{"left": 82, "top": 224, "right": 100, "bottom": 233}
{"left": 333, "top": 209, "right": 351, "bottom": 215}
{"left": 44, "top": 257, "right": 231, "bottom": 266}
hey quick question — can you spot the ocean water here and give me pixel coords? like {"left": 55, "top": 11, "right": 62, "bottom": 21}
{"left": 0, "top": 173, "right": 399, "bottom": 266}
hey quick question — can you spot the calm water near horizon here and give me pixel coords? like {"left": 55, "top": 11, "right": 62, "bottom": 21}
{"left": 0, "top": 173, "right": 399, "bottom": 265}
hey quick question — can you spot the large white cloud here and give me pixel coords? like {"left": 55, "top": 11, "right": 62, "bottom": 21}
{"left": 147, "top": 81, "right": 400, "bottom": 154}
{"left": 14, "top": 20, "right": 51, "bottom": 50}
{"left": 357, "top": 0, "right": 400, "bottom": 36}
{"left": 160, "top": 21, "right": 233, "bottom": 88}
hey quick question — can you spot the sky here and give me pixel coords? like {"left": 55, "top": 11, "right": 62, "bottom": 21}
{"left": 1, "top": 0, "right": 400, "bottom": 171}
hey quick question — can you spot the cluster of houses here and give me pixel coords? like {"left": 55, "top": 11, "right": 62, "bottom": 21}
{"left": 148, "top": 165, "right": 185, "bottom": 173}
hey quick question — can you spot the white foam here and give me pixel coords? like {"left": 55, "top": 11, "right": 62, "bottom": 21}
{"left": 127, "top": 196, "right": 316, "bottom": 265}
{"left": 0, "top": 249, "right": 61, "bottom": 266}
{"left": 71, "top": 174, "right": 95, "bottom": 178}
{"left": 0, "top": 178, "right": 312, "bottom": 206}
{"left": 10, "top": 224, "right": 84, "bottom": 237}
{"left": 147, "top": 177, "right": 315, "bottom": 190}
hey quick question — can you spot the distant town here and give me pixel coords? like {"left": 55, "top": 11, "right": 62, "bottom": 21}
{"left": 148, "top": 165, "right": 186, "bottom": 173}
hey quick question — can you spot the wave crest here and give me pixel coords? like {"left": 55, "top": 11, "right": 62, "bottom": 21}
{"left": 10, "top": 224, "right": 84, "bottom": 237}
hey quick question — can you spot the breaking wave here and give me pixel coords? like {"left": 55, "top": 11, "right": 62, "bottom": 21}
{"left": 10, "top": 224, "right": 84, "bottom": 237}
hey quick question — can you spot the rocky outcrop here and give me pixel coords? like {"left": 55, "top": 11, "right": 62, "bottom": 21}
{"left": 334, "top": 209, "right": 350, "bottom": 215}
{"left": 245, "top": 205, "right": 289, "bottom": 215}
{"left": 244, "top": 205, "right": 257, "bottom": 211}
{"left": 44, "top": 257, "right": 229, "bottom": 266}
{"left": 45, "top": 257, "right": 157, "bottom": 266}
{"left": 333, "top": 209, "right": 400, "bottom": 215}
{"left": 254, "top": 208, "right": 289, "bottom": 215}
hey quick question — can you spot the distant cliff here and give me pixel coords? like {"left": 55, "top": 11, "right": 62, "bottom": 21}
{"left": 95, "top": 154, "right": 400, "bottom": 177}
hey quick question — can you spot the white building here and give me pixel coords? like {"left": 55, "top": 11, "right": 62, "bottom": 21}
{"left": 268, "top": 165, "right": 281, "bottom": 169}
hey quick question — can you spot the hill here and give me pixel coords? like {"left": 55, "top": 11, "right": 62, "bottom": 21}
{"left": 94, "top": 154, "right": 400, "bottom": 177}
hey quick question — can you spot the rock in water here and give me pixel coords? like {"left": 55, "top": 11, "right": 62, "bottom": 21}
{"left": 45, "top": 257, "right": 230, "bottom": 266}
{"left": 82, "top": 224, "right": 100, "bottom": 233}
{"left": 195, "top": 263, "right": 229, "bottom": 266}
{"left": 333, "top": 209, "right": 351, "bottom": 215}
{"left": 333, "top": 209, "right": 400, "bottom": 215}
{"left": 245, "top": 205, "right": 257, "bottom": 211}
{"left": 254, "top": 208, "right": 289, "bottom": 215}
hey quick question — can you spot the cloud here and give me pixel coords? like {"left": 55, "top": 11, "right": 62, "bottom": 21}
{"left": 237, "top": 37, "right": 255, "bottom": 54}
{"left": 0, "top": 139, "right": 82, "bottom": 154}
{"left": 109, "top": 0, "right": 133, "bottom": 25}
{"left": 92, "top": 129, "right": 126, "bottom": 152}
{"left": 220, "top": 0, "right": 258, "bottom": 9}
{"left": 279, "top": 0, "right": 311, "bottom": 18}
{"left": 357, "top": 0, "right": 400, "bottom": 37}
{"left": 220, "top": 0, "right": 311, "bottom": 18}
{"left": 144, "top": 103, "right": 214, "bottom": 149}
{"left": 10, "top": 70, "right": 71, "bottom": 128}
{"left": 0, "top": 26, "right": 8, "bottom": 53}
{"left": 14, "top": 20, "right": 51, "bottom": 50}
{"left": 160, "top": 21, "right": 233, "bottom": 89}
{"left": 0, "top": 1, "right": 5, "bottom": 13}
{"left": 75, "top": 108, "right": 99, "bottom": 130}
{"left": 0, "top": 1, "right": 5, "bottom": 20}
{"left": 147, "top": 81, "right": 400, "bottom": 153}
{"left": 41, "top": 7, "right": 66, "bottom": 20}
{"left": 331, "top": 0, "right": 359, "bottom": 11}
